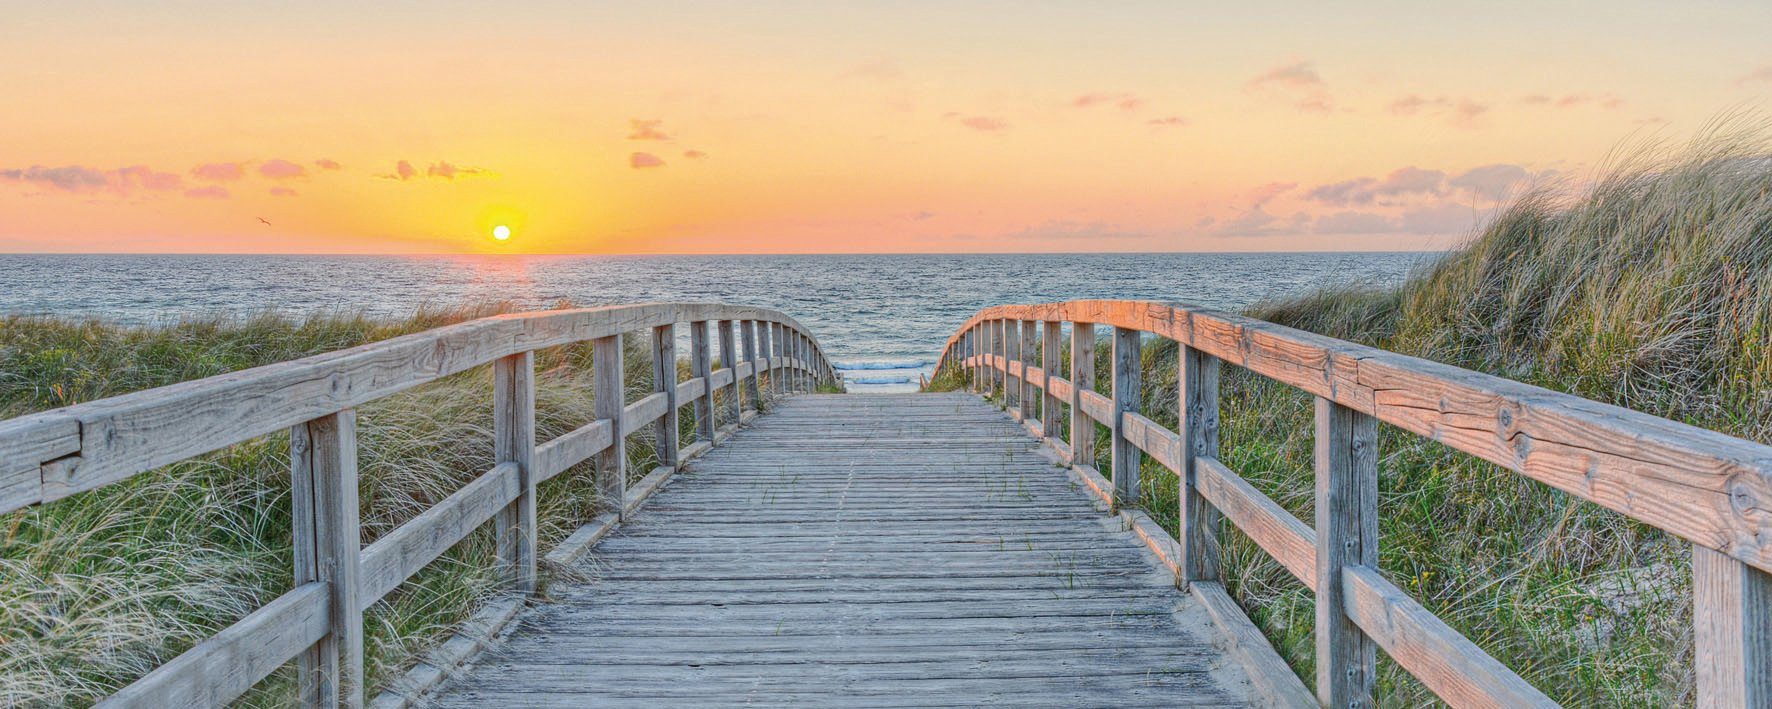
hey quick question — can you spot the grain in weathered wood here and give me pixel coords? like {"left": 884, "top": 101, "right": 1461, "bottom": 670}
{"left": 1111, "top": 326, "right": 1142, "bottom": 508}
{"left": 1316, "top": 396, "right": 1378, "bottom": 707}
{"left": 717, "top": 320, "right": 740, "bottom": 424}
{"left": 1341, "top": 565, "right": 1555, "bottom": 708}
{"left": 689, "top": 321, "right": 714, "bottom": 441}
{"left": 1070, "top": 322, "right": 1096, "bottom": 469}
{"left": 430, "top": 393, "right": 1255, "bottom": 707}
{"left": 1190, "top": 580, "right": 1316, "bottom": 708}
{"left": 492, "top": 352, "right": 536, "bottom": 596}
{"left": 1042, "top": 321, "right": 1063, "bottom": 439}
{"left": 1020, "top": 319, "right": 1038, "bottom": 421}
{"left": 1694, "top": 545, "right": 1772, "bottom": 706}
{"left": 650, "top": 324, "right": 680, "bottom": 468}
{"left": 1196, "top": 457, "right": 1316, "bottom": 590}
{"left": 593, "top": 336, "right": 626, "bottom": 520}
{"left": 740, "top": 320, "right": 760, "bottom": 411}
{"left": 619, "top": 392, "right": 668, "bottom": 438}
{"left": 99, "top": 583, "right": 331, "bottom": 708}
{"left": 532, "top": 418, "right": 612, "bottom": 482}
{"left": 358, "top": 463, "right": 520, "bottom": 606}
{"left": 290, "top": 410, "right": 364, "bottom": 708}
{"left": 1180, "top": 346, "right": 1221, "bottom": 586}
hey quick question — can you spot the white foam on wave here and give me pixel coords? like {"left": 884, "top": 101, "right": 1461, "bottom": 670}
{"left": 833, "top": 360, "right": 932, "bottom": 371}
{"left": 845, "top": 375, "right": 915, "bottom": 385}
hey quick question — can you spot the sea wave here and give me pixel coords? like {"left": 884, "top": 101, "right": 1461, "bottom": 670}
{"left": 833, "top": 360, "right": 932, "bottom": 371}
{"left": 845, "top": 375, "right": 914, "bottom": 385}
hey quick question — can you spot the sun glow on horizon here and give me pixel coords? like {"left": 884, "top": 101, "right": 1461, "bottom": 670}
{"left": 493, "top": 225, "right": 511, "bottom": 241}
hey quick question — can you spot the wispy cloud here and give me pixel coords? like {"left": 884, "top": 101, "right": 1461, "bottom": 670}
{"left": 630, "top": 152, "right": 665, "bottom": 169}
{"left": 628, "top": 119, "right": 671, "bottom": 141}
{"left": 1072, "top": 92, "right": 1143, "bottom": 111}
{"left": 270, "top": 186, "right": 298, "bottom": 197}
{"left": 1741, "top": 65, "right": 1772, "bottom": 86}
{"left": 1146, "top": 116, "right": 1189, "bottom": 127}
{"left": 184, "top": 185, "right": 229, "bottom": 200}
{"left": 191, "top": 162, "right": 245, "bottom": 181}
{"left": 957, "top": 115, "right": 1008, "bottom": 133}
{"left": 3, "top": 164, "right": 183, "bottom": 195}
{"left": 379, "top": 160, "right": 420, "bottom": 181}
{"left": 314, "top": 158, "right": 343, "bottom": 170}
{"left": 258, "top": 159, "right": 306, "bottom": 179}
{"left": 683, "top": 150, "right": 708, "bottom": 160}
{"left": 1388, "top": 94, "right": 1489, "bottom": 128}
{"left": 1247, "top": 61, "right": 1333, "bottom": 114}
{"left": 1306, "top": 167, "right": 1446, "bottom": 206}
{"left": 1520, "top": 92, "right": 1624, "bottom": 109}
{"left": 426, "top": 161, "right": 487, "bottom": 179}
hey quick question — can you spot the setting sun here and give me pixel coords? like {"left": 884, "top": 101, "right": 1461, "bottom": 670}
{"left": 493, "top": 225, "right": 511, "bottom": 241}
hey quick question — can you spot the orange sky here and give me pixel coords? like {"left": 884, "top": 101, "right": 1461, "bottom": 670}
{"left": 2, "top": 2, "right": 1769, "bottom": 254}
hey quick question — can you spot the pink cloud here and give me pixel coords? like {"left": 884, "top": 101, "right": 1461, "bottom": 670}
{"left": 377, "top": 160, "right": 419, "bottom": 181}
{"left": 1740, "top": 65, "right": 1772, "bottom": 86}
{"left": 959, "top": 116, "right": 1008, "bottom": 133}
{"left": 184, "top": 185, "right": 229, "bottom": 199}
{"left": 427, "top": 161, "right": 487, "bottom": 179}
{"left": 630, "top": 152, "right": 665, "bottom": 169}
{"left": 117, "top": 166, "right": 182, "bottom": 191}
{"left": 1147, "top": 116, "right": 1189, "bottom": 127}
{"left": 1247, "top": 61, "right": 1333, "bottom": 114}
{"left": 270, "top": 186, "right": 298, "bottom": 197}
{"left": 258, "top": 159, "right": 306, "bottom": 179}
{"left": 314, "top": 158, "right": 342, "bottom": 170}
{"left": 683, "top": 150, "right": 708, "bottom": 160}
{"left": 192, "top": 162, "right": 246, "bottom": 181}
{"left": 628, "top": 119, "right": 670, "bottom": 141}
{"left": 3, "top": 164, "right": 184, "bottom": 195}
{"left": 1072, "top": 92, "right": 1142, "bottom": 111}
{"left": 1388, "top": 94, "right": 1488, "bottom": 128}
{"left": 1520, "top": 92, "right": 1625, "bottom": 110}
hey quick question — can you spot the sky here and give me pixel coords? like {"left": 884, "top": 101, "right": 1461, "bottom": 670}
{"left": 1, "top": 1, "right": 1769, "bottom": 255}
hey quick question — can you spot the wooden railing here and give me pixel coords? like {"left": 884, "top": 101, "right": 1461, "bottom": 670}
{"left": 0, "top": 303, "right": 840, "bottom": 708}
{"left": 935, "top": 299, "right": 1772, "bottom": 708}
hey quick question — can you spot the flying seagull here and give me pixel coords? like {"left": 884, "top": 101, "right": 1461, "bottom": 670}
{"left": 257, "top": 217, "right": 272, "bottom": 226}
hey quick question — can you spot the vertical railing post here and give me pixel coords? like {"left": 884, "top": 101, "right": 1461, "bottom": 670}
{"left": 651, "top": 324, "right": 680, "bottom": 469}
{"left": 796, "top": 333, "right": 808, "bottom": 391}
{"left": 1004, "top": 319, "right": 1021, "bottom": 414}
{"left": 1069, "top": 322, "right": 1095, "bottom": 469}
{"left": 1694, "top": 545, "right": 1772, "bottom": 706}
{"left": 1315, "top": 397, "right": 1378, "bottom": 707}
{"left": 718, "top": 319, "right": 740, "bottom": 424}
{"left": 493, "top": 352, "right": 537, "bottom": 594}
{"left": 1110, "top": 327, "right": 1142, "bottom": 508}
{"left": 763, "top": 322, "right": 780, "bottom": 396}
{"left": 290, "top": 409, "right": 363, "bottom": 708}
{"left": 740, "top": 320, "right": 760, "bottom": 411}
{"left": 1179, "top": 346, "right": 1221, "bottom": 587}
{"left": 977, "top": 323, "right": 991, "bottom": 397}
{"left": 1018, "top": 320, "right": 1036, "bottom": 422}
{"left": 1042, "top": 321, "right": 1062, "bottom": 439}
{"left": 690, "top": 321, "right": 715, "bottom": 441}
{"left": 593, "top": 336, "right": 627, "bottom": 518}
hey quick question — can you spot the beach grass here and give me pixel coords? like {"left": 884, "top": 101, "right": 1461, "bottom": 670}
{"left": 929, "top": 118, "right": 1772, "bottom": 705}
{"left": 0, "top": 304, "right": 760, "bottom": 706}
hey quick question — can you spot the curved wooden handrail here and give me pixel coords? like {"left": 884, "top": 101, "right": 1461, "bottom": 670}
{"left": 937, "top": 299, "right": 1772, "bottom": 707}
{"left": 0, "top": 302, "right": 840, "bottom": 708}
{"left": 1, "top": 302, "right": 838, "bottom": 513}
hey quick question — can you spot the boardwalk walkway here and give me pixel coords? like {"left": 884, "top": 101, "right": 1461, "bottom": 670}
{"left": 432, "top": 393, "right": 1256, "bottom": 706}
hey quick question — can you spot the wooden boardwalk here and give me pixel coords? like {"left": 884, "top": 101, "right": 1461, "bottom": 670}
{"left": 431, "top": 393, "right": 1256, "bottom": 707}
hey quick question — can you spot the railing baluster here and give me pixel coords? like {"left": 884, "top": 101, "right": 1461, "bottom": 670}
{"left": 1179, "top": 346, "right": 1221, "bottom": 586}
{"left": 741, "top": 320, "right": 760, "bottom": 411}
{"left": 1004, "top": 319, "right": 1021, "bottom": 414}
{"left": 1315, "top": 396, "right": 1378, "bottom": 707}
{"left": 651, "top": 324, "right": 680, "bottom": 469}
{"left": 691, "top": 321, "right": 715, "bottom": 439}
{"left": 1111, "top": 326, "right": 1141, "bottom": 509}
{"left": 493, "top": 352, "right": 537, "bottom": 594}
{"left": 1019, "top": 319, "right": 1037, "bottom": 423}
{"left": 1694, "top": 545, "right": 1772, "bottom": 705}
{"left": 290, "top": 409, "right": 363, "bottom": 708}
{"left": 593, "top": 335, "right": 627, "bottom": 518}
{"left": 718, "top": 319, "right": 740, "bottom": 423}
{"left": 762, "top": 322, "right": 778, "bottom": 396}
{"left": 1069, "top": 322, "right": 1095, "bottom": 469}
{"left": 1042, "top": 321, "right": 1062, "bottom": 439}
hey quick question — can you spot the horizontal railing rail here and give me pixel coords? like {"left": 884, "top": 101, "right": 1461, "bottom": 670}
{"left": 935, "top": 299, "right": 1772, "bottom": 708}
{"left": 0, "top": 303, "right": 840, "bottom": 708}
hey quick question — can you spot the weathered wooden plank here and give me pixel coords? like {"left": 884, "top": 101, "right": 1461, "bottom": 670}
{"left": 1121, "top": 412, "right": 1181, "bottom": 472}
{"left": 740, "top": 320, "right": 761, "bottom": 411}
{"left": 1042, "top": 321, "right": 1063, "bottom": 439}
{"left": 493, "top": 352, "right": 537, "bottom": 596}
{"left": 1111, "top": 327, "right": 1142, "bottom": 508}
{"left": 708, "top": 367, "right": 734, "bottom": 392}
{"left": 99, "top": 582, "right": 331, "bottom": 708}
{"left": 1070, "top": 322, "right": 1095, "bottom": 469}
{"left": 933, "top": 300, "right": 1772, "bottom": 574}
{"left": 689, "top": 321, "right": 716, "bottom": 441}
{"left": 593, "top": 335, "right": 626, "bottom": 520}
{"left": 359, "top": 463, "right": 521, "bottom": 606}
{"left": 718, "top": 320, "right": 741, "bottom": 423}
{"left": 1190, "top": 581, "right": 1316, "bottom": 708}
{"left": 15, "top": 304, "right": 823, "bottom": 508}
{"left": 1078, "top": 389, "right": 1113, "bottom": 427}
{"left": 288, "top": 409, "right": 364, "bottom": 707}
{"left": 650, "top": 324, "right": 680, "bottom": 468}
{"left": 1019, "top": 320, "right": 1038, "bottom": 422}
{"left": 1316, "top": 396, "right": 1378, "bottom": 707}
{"left": 1179, "top": 346, "right": 1221, "bottom": 587}
{"left": 1694, "top": 545, "right": 1772, "bottom": 706}
{"left": 1196, "top": 457, "right": 1316, "bottom": 590}
{"left": 1342, "top": 565, "right": 1556, "bottom": 708}
{"left": 0, "top": 414, "right": 78, "bottom": 512}
{"left": 533, "top": 419, "right": 613, "bottom": 482}
{"left": 675, "top": 376, "right": 705, "bottom": 404}
{"left": 619, "top": 392, "right": 669, "bottom": 438}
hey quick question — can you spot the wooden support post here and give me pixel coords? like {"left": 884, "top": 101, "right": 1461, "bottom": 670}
{"left": 1695, "top": 545, "right": 1772, "bottom": 706}
{"left": 493, "top": 352, "right": 537, "bottom": 595}
{"left": 977, "top": 323, "right": 991, "bottom": 396}
{"left": 740, "top": 320, "right": 760, "bottom": 411}
{"left": 1019, "top": 320, "right": 1037, "bottom": 423}
{"left": 1004, "top": 319, "right": 1021, "bottom": 413}
{"left": 651, "top": 324, "right": 680, "bottom": 468}
{"left": 718, "top": 319, "right": 740, "bottom": 424}
{"left": 690, "top": 321, "right": 714, "bottom": 440}
{"left": 1042, "top": 321, "right": 1062, "bottom": 439}
{"left": 593, "top": 335, "right": 627, "bottom": 518}
{"left": 290, "top": 410, "right": 363, "bottom": 708}
{"left": 1315, "top": 396, "right": 1378, "bottom": 708}
{"left": 1179, "top": 346, "right": 1221, "bottom": 587}
{"left": 1110, "top": 326, "right": 1142, "bottom": 508}
{"left": 1070, "top": 322, "right": 1095, "bottom": 468}
{"left": 763, "top": 322, "right": 779, "bottom": 396}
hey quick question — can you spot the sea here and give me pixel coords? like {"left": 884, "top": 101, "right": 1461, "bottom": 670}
{"left": 0, "top": 253, "right": 1428, "bottom": 392}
